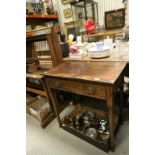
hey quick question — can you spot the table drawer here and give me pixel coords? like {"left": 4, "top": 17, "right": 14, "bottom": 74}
{"left": 46, "top": 78, "right": 107, "bottom": 99}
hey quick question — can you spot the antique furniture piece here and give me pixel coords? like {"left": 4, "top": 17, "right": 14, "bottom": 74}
{"left": 26, "top": 29, "right": 66, "bottom": 128}
{"left": 43, "top": 61, "right": 127, "bottom": 151}
{"left": 105, "top": 8, "right": 125, "bottom": 30}
{"left": 70, "top": 0, "right": 98, "bottom": 36}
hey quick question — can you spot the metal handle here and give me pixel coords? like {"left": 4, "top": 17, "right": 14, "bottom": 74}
{"left": 54, "top": 81, "right": 61, "bottom": 88}
{"left": 85, "top": 86, "right": 96, "bottom": 94}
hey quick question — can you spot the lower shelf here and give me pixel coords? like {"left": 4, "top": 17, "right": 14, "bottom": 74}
{"left": 61, "top": 104, "right": 118, "bottom": 152}
{"left": 62, "top": 124, "right": 110, "bottom": 152}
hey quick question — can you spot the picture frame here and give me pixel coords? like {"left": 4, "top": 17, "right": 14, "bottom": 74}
{"left": 105, "top": 8, "right": 125, "bottom": 30}
{"left": 61, "top": 0, "right": 73, "bottom": 4}
{"left": 64, "top": 8, "right": 72, "bottom": 18}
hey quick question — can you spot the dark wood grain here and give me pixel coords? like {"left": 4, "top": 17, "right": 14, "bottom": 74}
{"left": 107, "top": 87, "right": 115, "bottom": 151}
{"left": 43, "top": 61, "right": 127, "bottom": 84}
{"left": 51, "top": 32, "right": 63, "bottom": 65}
{"left": 46, "top": 78, "right": 107, "bottom": 100}
{"left": 46, "top": 33, "right": 58, "bottom": 67}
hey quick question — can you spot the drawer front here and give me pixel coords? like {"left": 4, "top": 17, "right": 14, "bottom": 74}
{"left": 46, "top": 78, "right": 107, "bottom": 99}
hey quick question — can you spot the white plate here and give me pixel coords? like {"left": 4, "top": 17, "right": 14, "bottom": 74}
{"left": 88, "top": 45, "right": 110, "bottom": 53}
{"left": 88, "top": 46, "right": 110, "bottom": 58}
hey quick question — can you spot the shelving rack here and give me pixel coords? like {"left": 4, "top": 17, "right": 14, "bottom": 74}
{"left": 26, "top": 27, "right": 64, "bottom": 128}
{"left": 26, "top": 14, "right": 60, "bottom": 30}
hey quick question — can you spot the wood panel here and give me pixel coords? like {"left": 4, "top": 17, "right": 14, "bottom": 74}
{"left": 46, "top": 78, "right": 107, "bottom": 100}
{"left": 26, "top": 87, "right": 47, "bottom": 97}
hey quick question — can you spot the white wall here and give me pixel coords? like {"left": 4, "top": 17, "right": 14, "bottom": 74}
{"left": 53, "top": 0, "right": 125, "bottom": 25}
{"left": 125, "top": 0, "right": 129, "bottom": 27}
{"left": 26, "top": 0, "right": 38, "bottom": 2}
{"left": 53, "top": 0, "right": 72, "bottom": 23}
{"left": 52, "top": 0, "right": 73, "bottom": 33}
{"left": 95, "top": 0, "right": 124, "bottom": 26}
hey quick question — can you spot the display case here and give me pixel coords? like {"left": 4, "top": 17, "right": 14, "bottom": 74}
{"left": 70, "top": 0, "right": 98, "bottom": 36}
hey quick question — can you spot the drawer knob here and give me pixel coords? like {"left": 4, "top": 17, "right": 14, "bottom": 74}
{"left": 54, "top": 81, "right": 61, "bottom": 87}
{"left": 86, "top": 86, "right": 96, "bottom": 94}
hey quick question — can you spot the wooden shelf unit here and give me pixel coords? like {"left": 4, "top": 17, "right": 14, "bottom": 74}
{"left": 26, "top": 14, "right": 60, "bottom": 34}
{"left": 26, "top": 28, "right": 60, "bottom": 36}
{"left": 26, "top": 10, "right": 63, "bottom": 128}
{"left": 26, "top": 29, "right": 63, "bottom": 128}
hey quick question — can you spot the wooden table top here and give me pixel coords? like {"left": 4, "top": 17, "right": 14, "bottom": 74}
{"left": 26, "top": 69, "right": 48, "bottom": 79}
{"left": 43, "top": 61, "right": 127, "bottom": 84}
{"left": 63, "top": 54, "right": 128, "bottom": 62}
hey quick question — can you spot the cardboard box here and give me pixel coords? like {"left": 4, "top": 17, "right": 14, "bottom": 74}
{"left": 29, "top": 97, "right": 51, "bottom": 122}
{"left": 26, "top": 96, "right": 38, "bottom": 114}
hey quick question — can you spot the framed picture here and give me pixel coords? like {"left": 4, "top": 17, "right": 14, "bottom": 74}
{"left": 64, "top": 8, "right": 72, "bottom": 18}
{"left": 105, "top": 8, "right": 125, "bottom": 29}
{"left": 62, "top": 0, "right": 73, "bottom": 4}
